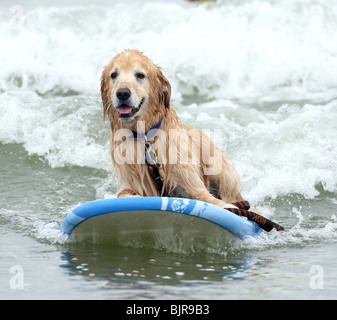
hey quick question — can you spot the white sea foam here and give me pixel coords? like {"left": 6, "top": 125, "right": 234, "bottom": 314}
{"left": 236, "top": 215, "right": 337, "bottom": 252}
{"left": 1, "top": 1, "right": 337, "bottom": 101}
{"left": 187, "top": 99, "right": 337, "bottom": 204}
{"left": 232, "top": 100, "right": 337, "bottom": 203}
{"left": 0, "top": 91, "right": 112, "bottom": 169}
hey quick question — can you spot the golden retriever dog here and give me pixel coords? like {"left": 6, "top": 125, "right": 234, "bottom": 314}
{"left": 101, "top": 49, "right": 244, "bottom": 209}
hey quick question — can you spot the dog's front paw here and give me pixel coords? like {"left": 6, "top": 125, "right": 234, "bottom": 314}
{"left": 248, "top": 207, "right": 261, "bottom": 214}
{"left": 117, "top": 191, "right": 141, "bottom": 198}
{"left": 221, "top": 203, "right": 239, "bottom": 210}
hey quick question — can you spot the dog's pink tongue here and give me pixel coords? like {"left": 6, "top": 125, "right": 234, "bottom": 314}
{"left": 117, "top": 106, "right": 133, "bottom": 115}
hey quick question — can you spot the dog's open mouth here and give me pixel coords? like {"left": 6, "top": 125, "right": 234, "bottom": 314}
{"left": 117, "top": 97, "right": 145, "bottom": 119}
{"left": 117, "top": 105, "right": 134, "bottom": 116}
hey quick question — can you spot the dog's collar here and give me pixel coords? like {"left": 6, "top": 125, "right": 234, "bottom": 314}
{"left": 132, "top": 120, "right": 162, "bottom": 140}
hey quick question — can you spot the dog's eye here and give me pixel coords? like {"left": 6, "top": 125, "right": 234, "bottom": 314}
{"left": 111, "top": 72, "right": 118, "bottom": 80}
{"left": 135, "top": 72, "right": 145, "bottom": 80}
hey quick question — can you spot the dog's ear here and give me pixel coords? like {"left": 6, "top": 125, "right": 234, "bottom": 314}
{"left": 157, "top": 70, "right": 171, "bottom": 109}
{"left": 101, "top": 68, "right": 110, "bottom": 122}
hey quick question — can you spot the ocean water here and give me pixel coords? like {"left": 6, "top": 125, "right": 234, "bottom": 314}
{"left": 1, "top": 0, "right": 337, "bottom": 300}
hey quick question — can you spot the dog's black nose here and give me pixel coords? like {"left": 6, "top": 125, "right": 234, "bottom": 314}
{"left": 116, "top": 88, "right": 131, "bottom": 101}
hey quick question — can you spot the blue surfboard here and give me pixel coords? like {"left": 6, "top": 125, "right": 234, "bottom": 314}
{"left": 61, "top": 197, "right": 262, "bottom": 243}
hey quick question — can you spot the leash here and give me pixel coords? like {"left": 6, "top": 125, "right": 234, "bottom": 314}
{"left": 144, "top": 140, "right": 165, "bottom": 195}
{"left": 132, "top": 120, "right": 166, "bottom": 195}
{"left": 132, "top": 122, "right": 284, "bottom": 232}
{"left": 227, "top": 201, "right": 284, "bottom": 232}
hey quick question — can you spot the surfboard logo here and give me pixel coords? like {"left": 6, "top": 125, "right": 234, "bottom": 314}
{"left": 170, "top": 199, "right": 190, "bottom": 213}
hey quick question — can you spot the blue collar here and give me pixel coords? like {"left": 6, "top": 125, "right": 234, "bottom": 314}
{"left": 132, "top": 120, "right": 162, "bottom": 140}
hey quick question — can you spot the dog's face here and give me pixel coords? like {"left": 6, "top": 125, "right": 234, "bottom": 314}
{"left": 101, "top": 50, "right": 171, "bottom": 127}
